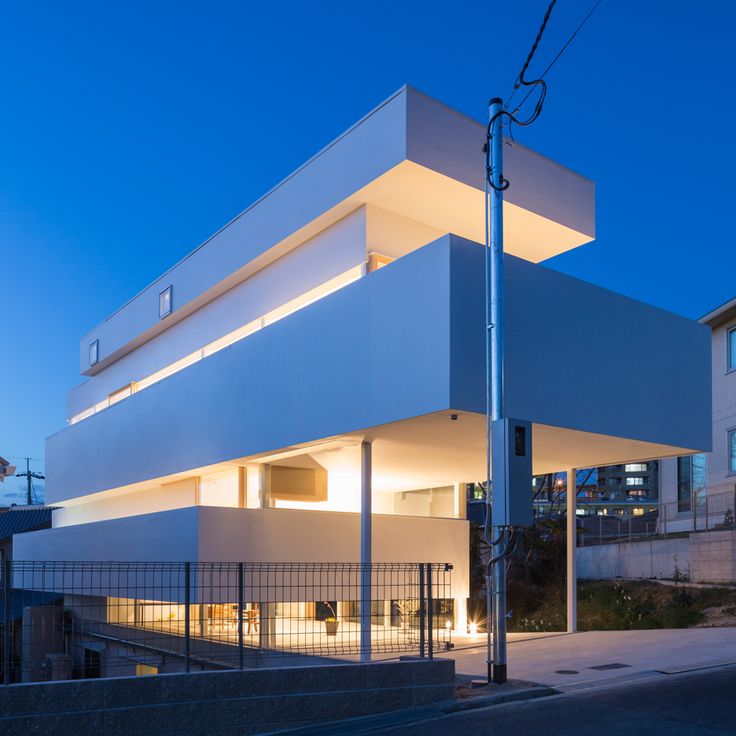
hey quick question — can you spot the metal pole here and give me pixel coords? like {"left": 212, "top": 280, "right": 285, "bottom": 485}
{"left": 692, "top": 491, "right": 697, "bottom": 532}
{"left": 184, "top": 562, "right": 191, "bottom": 673}
{"left": 566, "top": 469, "right": 577, "bottom": 634}
{"left": 705, "top": 496, "right": 709, "bottom": 532}
{"left": 663, "top": 503, "right": 667, "bottom": 535}
{"left": 487, "top": 96, "right": 508, "bottom": 685}
{"left": 3, "top": 560, "right": 10, "bottom": 685}
{"left": 360, "top": 440, "right": 372, "bottom": 662}
{"left": 419, "top": 564, "right": 426, "bottom": 658}
{"left": 238, "top": 562, "right": 244, "bottom": 670}
{"left": 426, "top": 563, "right": 433, "bottom": 660}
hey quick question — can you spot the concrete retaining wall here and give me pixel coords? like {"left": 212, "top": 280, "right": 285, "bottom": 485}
{"left": 577, "top": 536, "right": 691, "bottom": 581}
{"left": 690, "top": 530, "right": 736, "bottom": 583}
{"left": 0, "top": 658, "right": 454, "bottom": 736}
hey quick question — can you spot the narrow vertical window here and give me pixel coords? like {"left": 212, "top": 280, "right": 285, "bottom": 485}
{"left": 159, "top": 285, "right": 172, "bottom": 319}
{"left": 729, "top": 430, "right": 736, "bottom": 474}
{"left": 729, "top": 327, "right": 736, "bottom": 372}
{"left": 89, "top": 339, "right": 99, "bottom": 366}
{"left": 677, "top": 456, "right": 692, "bottom": 512}
{"left": 678, "top": 454, "right": 707, "bottom": 512}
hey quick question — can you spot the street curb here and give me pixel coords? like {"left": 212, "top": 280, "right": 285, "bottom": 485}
{"left": 442, "top": 685, "right": 558, "bottom": 713}
{"left": 264, "top": 684, "right": 557, "bottom": 734}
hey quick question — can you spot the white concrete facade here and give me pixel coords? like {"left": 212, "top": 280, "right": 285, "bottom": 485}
{"left": 17, "top": 87, "right": 712, "bottom": 637}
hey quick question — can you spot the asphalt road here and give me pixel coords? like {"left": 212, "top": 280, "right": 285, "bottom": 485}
{"left": 375, "top": 665, "right": 736, "bottom": 735}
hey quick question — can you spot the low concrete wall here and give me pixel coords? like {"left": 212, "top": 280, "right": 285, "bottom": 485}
{"left": 691, "top": 530, "right": 736, "bottom": 584}
{"left": 0, "top": 658, "right": 454, "bottom": 735}
{"left": 577, "top": 536, "right": 691, "bottom": 581}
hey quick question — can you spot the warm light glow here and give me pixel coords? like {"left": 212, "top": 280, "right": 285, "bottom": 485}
{"left": 469, "top": 621, "right": 478, "bottom": 637}
{"left": 69, "top": 264, "right": 364, "bottom": 425}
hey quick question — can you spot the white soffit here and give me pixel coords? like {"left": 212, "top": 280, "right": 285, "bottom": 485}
{"left": 60, "top": 411, "right": 697, "bottom": 507}
{"left": 353, "top": 160, "right": 590, "bottom": 262}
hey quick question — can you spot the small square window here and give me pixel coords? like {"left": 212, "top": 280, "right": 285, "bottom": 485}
{"left": 159, "top": 286, "right": 172, "bottom": 319}
{"left": 728, "top": 327, "right": 736, "bottom": 372}
{"left": 89, "top": 339, "right": 99, "bottom": 366}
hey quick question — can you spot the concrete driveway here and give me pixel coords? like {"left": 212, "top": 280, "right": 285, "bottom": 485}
{"left": 448, "top": 628, "right": 736, "bottom": 689}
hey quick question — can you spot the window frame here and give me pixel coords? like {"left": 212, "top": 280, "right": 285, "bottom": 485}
{"left": 728, "top": 428, "right": 736, "bottom": 476}
{"left": 88, "top": 339, "right": 99, "bottom": 366}
{"left": 159, "top": 285, "right": 173, "bottom": 320}
{"left": 727, "top": 325, "right": 736, "bottom": 373}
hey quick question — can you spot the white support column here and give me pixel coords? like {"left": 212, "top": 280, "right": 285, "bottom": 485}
{"left": 360, "top": 440, "right": 372, "bottom": 661}
{"left": 566, "top": 468, "right": 577, "bottom": 634}
{"left": 237, "top": 466, "right": 246, "bottom": 509}
{"left": 259, "top": 465, "right": 271, "bottom": 509}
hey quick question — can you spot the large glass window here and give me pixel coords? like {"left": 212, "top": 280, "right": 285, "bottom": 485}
{"left": 729, "top": 430, "right": 736, "bottom": 474}
{"left": 729, "top": 327, "right": 736, "bottom": 372}
{"left": 678, "top": 454, "right": 707, "bottom": 512}
{"left": 625, "top": 463, "right": 647, "bottom": 472}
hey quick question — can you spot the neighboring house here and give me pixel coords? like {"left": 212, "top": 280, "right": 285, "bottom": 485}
{"left": 13, "top": 86, "right": 710, "bottom": 653}
{"left": 0, "top": 506, "right": 53, "bottom": 562}
{"left": 660, "top": 298, "right": 736, "bottom": 530}
{"left": 579, "top": 299, "right": 736, "bottom": 583}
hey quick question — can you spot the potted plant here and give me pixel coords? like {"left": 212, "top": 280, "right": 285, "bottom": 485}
{"left": 394, "top": 599, "right": 419, "bottom": 630}
{"left": 323, "top": 602, "right": 339, "bottom": 636}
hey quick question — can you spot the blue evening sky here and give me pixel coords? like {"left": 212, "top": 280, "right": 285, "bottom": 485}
{"left": 1, "top": 1, "right": 734, "bottom": 501}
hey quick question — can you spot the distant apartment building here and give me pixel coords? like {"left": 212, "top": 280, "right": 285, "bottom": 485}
{"left": 592, "top": 461, "right": 659, "bottom": 514}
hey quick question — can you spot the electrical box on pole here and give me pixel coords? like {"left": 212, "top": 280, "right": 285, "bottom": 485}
{"left": 491, "top": 418, "right": 533, "bottom": 527}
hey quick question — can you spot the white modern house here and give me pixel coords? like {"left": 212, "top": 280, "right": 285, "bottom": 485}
{"left": 15, "top": 86, "right": 711, "bottom": 645}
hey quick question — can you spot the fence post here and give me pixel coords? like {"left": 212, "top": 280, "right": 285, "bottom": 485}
{"left": 238, "top": 562, "right": 244, "bottom": 670}
{"left": 426, "top": 563, "right": 433, "bottom": 660}
{"left": 692, "top": 493, "right": 697, "bottom": 532}
{"left": 418, "top": 564, "right": 425, "bottom": 658}
{"left": 3, "top": 560, "right": 10, "bottom": 685}
{"left": 662, "top": 503, "right": 667, "bottom": 536}
{"left": 628, "top": 517, "right": 632, "bottom": 542}
{"left": 184, "top": 562, "right": 191, "bottom": 673}
{"left": 705, "top": 496, "right": 709, "bottom": 532}
{"left": 598, "top": 515, "right": 602, "bottom": 546}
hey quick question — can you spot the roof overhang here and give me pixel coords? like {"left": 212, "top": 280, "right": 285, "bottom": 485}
{"left": 80, "top": 85, "right": 595, "bottom": 376}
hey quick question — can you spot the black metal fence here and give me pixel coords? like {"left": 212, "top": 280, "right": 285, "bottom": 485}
{"left": 0, "top": 561, "right": 453, "bottom": 685}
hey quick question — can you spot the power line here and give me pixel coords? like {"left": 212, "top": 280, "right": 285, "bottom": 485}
{"left": 506, "top": 0, "right": 606, "bottom": 118}
{"left": 16, "top": 458, "right": 44, "bottom": 506}
{"left": 484, "top": 0, "right": 558, "bottom": 192}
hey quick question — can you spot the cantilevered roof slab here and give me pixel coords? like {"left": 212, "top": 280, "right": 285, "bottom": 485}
{"left": 80, "top": 86, "right": 594, "bottom": 375}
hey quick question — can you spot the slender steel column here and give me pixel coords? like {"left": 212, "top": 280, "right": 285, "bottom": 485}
{"left": 360, "top": 440, "right": 372, "bottom": 661}
{"left": 488, "top": 96, "right": 508, "bottom": 685}
{"left": 566, "top": 468, "right": 577, "bottom": 633}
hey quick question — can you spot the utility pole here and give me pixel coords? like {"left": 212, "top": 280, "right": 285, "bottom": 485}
{"left": 487, "top": 97, "right": 509, "bottom": 684}
{"left": 16, "top": 458, "right": 44, "bottom": 505}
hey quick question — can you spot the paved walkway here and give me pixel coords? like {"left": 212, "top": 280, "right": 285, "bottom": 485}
{"left": 447, "top": 628, "right": 736, "bottom": 689}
